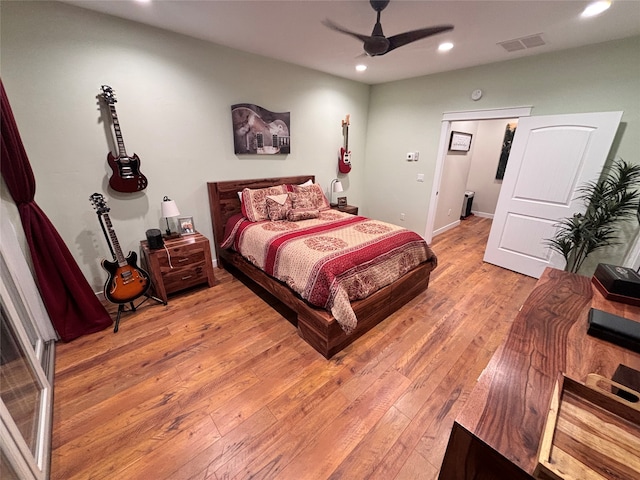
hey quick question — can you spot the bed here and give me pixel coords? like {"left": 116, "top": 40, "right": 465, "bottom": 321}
{"left": 207, "top": 175, "right": 437, "bottom": 358}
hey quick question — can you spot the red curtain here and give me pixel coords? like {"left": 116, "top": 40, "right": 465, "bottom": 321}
{"left": 1, "top": 79, "right": 112, "bottom": 341}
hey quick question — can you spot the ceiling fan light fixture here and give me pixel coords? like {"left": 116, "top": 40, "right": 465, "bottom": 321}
{"left": 438, "top": 42, "right": 454, "bottom": 52}
{"left": 323, "top": 0, "right": 454, "bottom": 58}
{"left": 581, "top": 1, "right": 611, "bottom": 18}
{"left": 355, "top": 64, "right": 368, "bottom": 72}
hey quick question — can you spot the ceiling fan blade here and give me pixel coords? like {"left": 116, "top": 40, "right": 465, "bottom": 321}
{"left": 322, "top": 19, "right": 372, "bottom": 44}
{"left": 386, "top": 25, "right": 454, "bottom": 53}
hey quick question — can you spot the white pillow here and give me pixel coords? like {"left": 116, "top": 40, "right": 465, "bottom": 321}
{"left": 266, "top": 193, "right": 289, "bottom": 205}
{"left": 299, "top": 179, "right": 313, "bottom": 187}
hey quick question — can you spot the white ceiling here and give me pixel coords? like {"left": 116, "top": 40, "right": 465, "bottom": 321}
{"left": 63, "top": 0, "right": 640, "bottom": 84}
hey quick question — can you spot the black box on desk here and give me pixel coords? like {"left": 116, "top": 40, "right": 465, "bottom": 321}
{"left": 587, "top": 308, "right": 640, "bottom": 353}
{"left": 592, "top": 263, "right": 640, "bottom": 307}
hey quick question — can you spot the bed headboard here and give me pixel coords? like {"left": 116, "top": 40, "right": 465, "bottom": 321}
{"left": 207, "top": 175, "right": 315, "bottom": 266}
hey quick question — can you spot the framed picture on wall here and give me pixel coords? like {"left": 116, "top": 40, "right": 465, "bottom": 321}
{"left": 231, "top": 103, "right": 291, "bottom": 155}
{"left": 495, "top": 122, "right": 518, "bottom": 180}
{"left": 449, "top": 131, "right": 473, "bottom": 152}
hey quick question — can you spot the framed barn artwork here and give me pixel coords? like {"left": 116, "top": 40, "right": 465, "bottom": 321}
{"left": 231, "top": 103, "right": 290, "bottom": 155}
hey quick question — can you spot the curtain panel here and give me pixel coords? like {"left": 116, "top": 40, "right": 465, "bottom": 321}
{"left": 1, "top": 79, "right": 112, "bottom": 341}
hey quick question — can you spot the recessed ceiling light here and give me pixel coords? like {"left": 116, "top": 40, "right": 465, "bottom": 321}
{"left": 581, "top": 1, "right": 611, "bottom": 18}
{"left": 438, "top": 42, "right": 454, "bottom": 52}
{"left": 355, "top": 64, "right": 367, "bottom": 72}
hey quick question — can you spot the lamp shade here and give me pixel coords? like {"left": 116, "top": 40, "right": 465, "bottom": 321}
{"left": 161, "top": 196, "right": 180, "bottom": 218}
{"left": 332, "top": 179, "right": 344, "bottom": 193}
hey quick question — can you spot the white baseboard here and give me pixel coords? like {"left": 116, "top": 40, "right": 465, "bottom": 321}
{"left": 434, "top": 220, "right": 461, "bottom": 237}
{"left": 471, "top": 211, "right": 494, "bottom": 219}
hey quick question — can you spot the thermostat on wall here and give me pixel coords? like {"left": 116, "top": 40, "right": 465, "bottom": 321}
{"left": 471, "top": 89, "right": 483, "bottom": 101}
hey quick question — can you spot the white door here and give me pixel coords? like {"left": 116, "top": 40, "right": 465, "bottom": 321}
{"left": 483, "top": 111, "right": 623, "bottom": 278}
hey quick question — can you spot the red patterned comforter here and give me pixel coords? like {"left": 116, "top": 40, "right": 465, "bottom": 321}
{"left": 221, "top": 210, "right": 437, "bottom": 333}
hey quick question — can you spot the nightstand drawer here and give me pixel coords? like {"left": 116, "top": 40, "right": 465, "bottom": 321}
{"left": 163, "top": 263, "right": 208, "bottom": 294}
{"left": 158, "top": 248, "right": 205, "bottom": 271}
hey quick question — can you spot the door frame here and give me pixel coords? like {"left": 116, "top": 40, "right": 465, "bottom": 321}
{"left": 626, "top": 232, "right": 640, "bottom": 270}
{"left": 424, "top": 106, "right": 533, "bottom": 244}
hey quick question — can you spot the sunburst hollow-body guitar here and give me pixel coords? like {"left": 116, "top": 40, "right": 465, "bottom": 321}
{"left": 90, "top": 193, "right": 150, "bottom": 304}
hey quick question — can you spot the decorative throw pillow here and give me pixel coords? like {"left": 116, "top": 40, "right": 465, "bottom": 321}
{"left": 291, "top": 183, "right": 331, "bottom": 211}
{"left": 265, "top": 194, "right": 292, "bottom": 221}
{"left": 241, "top": 185, "right": 287, "bottom": 222}
{"left": 288, "top": 191, "right": 316, "bottom": 210}
{"left": 287, "top": 207, "right": 320, "bottom": 222}
{"left": 286, "top": 179, "right": 313, "bottom": 192}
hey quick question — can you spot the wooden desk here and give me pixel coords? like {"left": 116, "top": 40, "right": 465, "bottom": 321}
{"left": 439, "top": 267, "right": 640, "bottom": 479}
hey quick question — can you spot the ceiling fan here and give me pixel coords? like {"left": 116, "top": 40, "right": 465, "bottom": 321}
{"left": 323, "top": 0, "right": 454, "bottom": 57}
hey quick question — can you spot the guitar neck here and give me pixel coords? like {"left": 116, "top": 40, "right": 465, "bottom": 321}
{"left": 102, "top": 213, "right": 127, "bottom": 267}
{"left": 342, "top": 115, "right": 350, "bottom": 151}
{"left": 343, "top": 124, "right": 349, "bottom": 152}
{"left": 108, "top": 104, "right": 128, "bottom": 158}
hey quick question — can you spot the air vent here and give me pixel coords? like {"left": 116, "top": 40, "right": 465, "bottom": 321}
{"left": 499, "top": 40, "right": 526, "bottom": 52}
{"left": 498, "top": 33, "right": 546, "bottom": 53}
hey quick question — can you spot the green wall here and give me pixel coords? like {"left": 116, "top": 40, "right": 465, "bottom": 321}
{"left": 2, "top": 1, "right": 638, "bottom": 287}
{"left": 0, "top": 1, "right": 369, "bottom": 290}
{"left": 365, "top": 36, "right": 640, "bottom": 271}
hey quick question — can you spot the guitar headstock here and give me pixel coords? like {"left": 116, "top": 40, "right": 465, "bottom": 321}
{"left": 89, "top": 193, "right": 110, "bottom": 215}
{"left": 99, "top": 85, "right": 117, "bottom": 104}
{"left": 342, "top": 114, "right": 350, "bottom": 127}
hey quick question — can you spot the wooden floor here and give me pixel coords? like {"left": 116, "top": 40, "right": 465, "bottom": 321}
{"left": 51, "top": 216, "right": 538, "bottom": 480}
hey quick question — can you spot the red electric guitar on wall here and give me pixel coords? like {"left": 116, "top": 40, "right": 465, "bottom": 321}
{"left": 99, "top": 85, "right": 148, "bottom": 193}
{"left": 339, "top": 114, "right": 352, "bottom": 173}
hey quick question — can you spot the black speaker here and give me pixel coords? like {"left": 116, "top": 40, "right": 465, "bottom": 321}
{"left": 146, "top": 229, "right": 164, "bottom": 249}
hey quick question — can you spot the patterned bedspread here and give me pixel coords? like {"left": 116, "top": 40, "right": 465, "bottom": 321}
{"left": 221, "top": 210, "right": 437, "bottom": 333}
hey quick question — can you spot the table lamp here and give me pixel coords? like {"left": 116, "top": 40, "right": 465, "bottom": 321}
{"left": 161, "top": 196, "right": 180, "bottom": 236}
{"left": 330, "top": 178, "right": 343, "bottom": 206}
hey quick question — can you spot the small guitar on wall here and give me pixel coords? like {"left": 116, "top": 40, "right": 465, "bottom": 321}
{"left": 339, "top": 114, "right": 352, "bottom": 174}
{"left": 90, "top": 193, "right": 150, "bottom": 305}
{"left": 99, "top": 85, "right": 148, "bottom": 193}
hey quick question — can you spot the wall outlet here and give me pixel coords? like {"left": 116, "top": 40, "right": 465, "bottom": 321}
{"left": 400, "top": 213, "right": 405, "bottom": 221}
{"left": 417, "top": 173, "right": 424, "bottom": 182}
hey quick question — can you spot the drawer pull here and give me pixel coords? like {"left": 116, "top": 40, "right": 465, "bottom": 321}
{"left": 181, "top": 275, "right": 193, "bottom": 280}
{"left": 178, "top": 258, "right": 189, "bottom": 263}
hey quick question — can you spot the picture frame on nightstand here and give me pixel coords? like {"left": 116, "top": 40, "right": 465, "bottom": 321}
{"left": 178, "top": 216, "right": 195, "bottom": 235}
{"left": 337, "top": 196, "right": 347, "bottom": 208}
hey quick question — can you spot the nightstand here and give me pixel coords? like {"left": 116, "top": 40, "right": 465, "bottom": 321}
{"left": 331, "top": 204, "right": 358, "bottom": 215}
{"left": 140, "top": 232, "right": 216, "bottom": 303}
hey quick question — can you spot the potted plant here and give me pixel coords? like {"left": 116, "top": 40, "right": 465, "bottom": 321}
{"left": 547, "top": 158, "right": 640, "bottom": 274}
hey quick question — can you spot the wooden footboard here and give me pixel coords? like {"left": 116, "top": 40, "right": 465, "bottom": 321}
{"left": 297, "top": 261, "right": 433, "bottom": 358}
{"left": 207, "top": 176, "right": 435, "bottom": 358}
